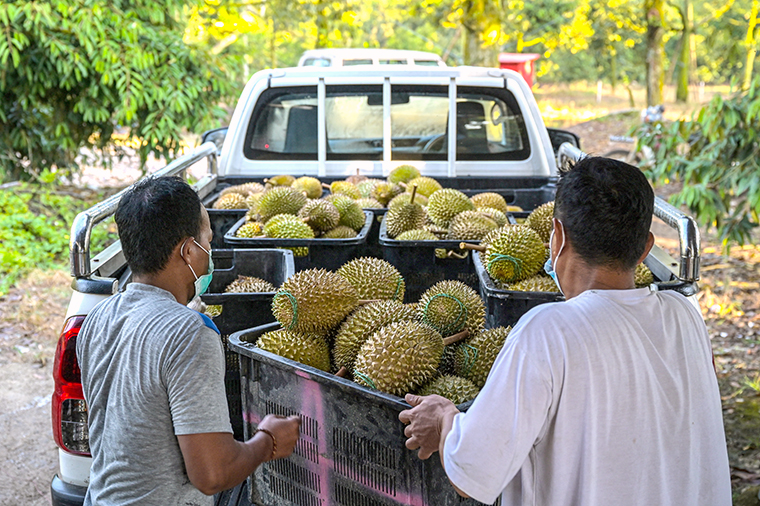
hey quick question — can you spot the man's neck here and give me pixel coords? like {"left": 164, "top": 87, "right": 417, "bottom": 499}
{"left": 133, "top": 271, "right": 188, "bottom": 305}
{"left": 559, "top": 254, "right": 636, "bottom": 299}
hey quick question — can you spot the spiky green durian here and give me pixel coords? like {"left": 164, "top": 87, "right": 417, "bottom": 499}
{"left": 470, "top": 192, "right": 509, "bottom": 214}
{"left": 272, "top": 269, "right": 359, "bottom": 334}
{"left": 635, "top": 263, "right": 655, "bottom": 287}
{"left": 204, "top": 305, "right": 222, "bottom": 318}
{"left": 329, "top": 181, "right": 362, "bottom": 200}
{"left": 257, "top": 329, "right": 331, "bottom": 372}
{"left": 388, "top": 192, "right": 429, "bottom": 211}
{"left": 385, "top": 192, "right": 426, "bottom": 238}
{"left": 418, "top": 375, "right": 480, "bottom": 404}
{"left": 353, "top": 321, "right": 444, "bottom": 396}
{"left": 298, "top": 200, "right": 340, "bottom": 232}
{"left": 257, "top": 187, "right": 308, "bottom": 222}
{"left": 263, "top": 214, "right": 315, "bottom": 239}
{"left": 525, "top": 201, "right": 554, "bottom": 243}
{"left": 405, "top": 177, "right": 442, "bottom": 197}
{"left": 356, "top": 198, "right": 384, "bottom": 209}
{"left": 213, "top": 193, "right": 247, "bottom": 210}
{"left": 337, "top": 257, "right": 405, "bottom": 302}
{"left": 447, "top": 211, "right": 498, "bottom": 241}
{"left": 417, "top": 280, "right": 485, "bottom": 338}
{"left": 292, "top": 176, "right": 323, "bottom": 199}
{"left": 332, "top": 196, "right": 367, "bottom": 231}
{"left": 427, "top": 189, "right": 476, "bottom": 228}
{"left": 356, "top": 179, "right": 383, "bottom": 198}
{"left": 483, "top": 225, "right": 545, "bottom": 284}
{"left": 264, "top": 175, "right": 296, "bottom": 188}
{"left": 221, "top": 182, "right": 265, "bottom": 197}
{"left": 332, "top": 301, "right": 418, "bottom": 371}
{"left": 476, "top": 207, "right": 508, "bottom": 227}
{"left": 502, "top": 275, "right": 559, "bottom": 293}
{"left": 224, "top": 276, "right": 276, "bottom": 293}
{"left": 388, "top": 165, "right": 421, "bottom": 184}
{"left": 245, "top": 192, "right": 263, "bottom": 212}
{"left": 371, "top": 182, "right": 398, "bottom": 206}
{"left": 454, "top": 327, "right": 511, "bottom": 388}
{"left": 236, "top": 221, "right": 264, "bottom": 238}
{"left": 321, "top": 226, "right": 358, "bottom": 238}
{"left": 395, "top": 229, "right": 439, "bottom": 241}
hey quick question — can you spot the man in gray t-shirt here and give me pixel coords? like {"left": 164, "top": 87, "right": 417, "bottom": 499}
{"left": 77, "top": 177, "right": 300, "bottom": 505}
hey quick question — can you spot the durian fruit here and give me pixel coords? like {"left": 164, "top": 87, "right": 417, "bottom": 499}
{"left": 507, "top": 205, "right": 524, "bottom": 212}
{"left": 257, "top": 329, "right": 331, "bottom": 372}
{"left": 470, "top": 192, "right": 509, "bottom": 213}
{"left": 322, "top": 226, "right": 358, "bottom": 239}
{"left": 213, "top": 193, "right": 247, "bottom": 210}
{"left": 427, "top": 189, "right": 475, "bottom": 228}
{"left": 337, "top": 257, "right": 405, "bottom": 302}
{"left": 385, "top": 186, "right": 427, "bottom": 238}
{"left": 635, "top": 263, "right": 655, "bottom": 287}
{"left": 469, "top": 225, "right": 545, "bottom": 284}
{"left": 224, "top": 275, "right": 276, "bottom": 293}
{"left": 388, "top": 165, "right": 421, "bottom": 184}
{"left": 356, "top": 197, "right": 384, "bottom": 209}
{"left": 272, "top": 269, "right": 359, "bottom": 334}
{"left": 263, "top": 214, "right": 314, "bottom": 257}
{"left": 454, "top": 327, "right": 511, "bottom": 388}
{"left": 332, "top": 300, "right": 418, "bottom": 372}
{"left": 417, "top": 280, "right": 486, "bottom": 338}
{"left": 332, "top": 196, "right": 367, "bottom": 231}
{"left": 405, "top": 176, "right": 442, "bottom": 197}
{"left": 264, "top": 174, "right": 296, "bottom": 188}
{"left": 204, "top": 305, "right": 222, "bottom": 318}
{"left": 476, "top": 207, "right": 508, "bottom": 227}
{"left": 353, "top": 321, "right": 444, "bottom": 396}
{"left": 371, "top": 182, "right": 399, "bottom": 206}
{"left": 447, "top": 211, "right": 498, "bottom": 241}
{"left": 327, "top": 181, "right": 362, "bottom": 200}
{"left": 395, "top": 229, "right": 439, "bottom": 241}
{"left": 502, "top": 275, "right": 559, "bottom": 293}
{"left": 418, "top": 375, "right": 480, "bottom": 404}
{"left": 298, "top": 200, "right": 340, "bottom": 233}
{"left": 346, "top": 170, "right": 369, "bottom": 185}
{"left": 356, "top": 179, "right": 383, "bottom": 198}
{"left": 221, "top": 182, "right": 265, "bottom": 197}
{"left": 292, "top": 176, "right": 323, "bottom": 199}
{"left": 245, "top": 192, "right": 263, "bottom": 212}
{"left": 236, "top": 221, "right": 264, "bottom": 238}
{"left": 388, "top": 192, "right": 428, "bottom": 211}
{"left": 257, "top": 187, "right": 308, "bottom": 222}
{"left": 525, "top": 201, "right": 555, "bottom": 243}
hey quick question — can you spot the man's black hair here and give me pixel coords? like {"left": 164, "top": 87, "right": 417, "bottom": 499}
{"left": 115, "top": 176, "right": 202, "bottom": 275}
{"left": 554, "top": 156, "right": 654, "bottom": 270}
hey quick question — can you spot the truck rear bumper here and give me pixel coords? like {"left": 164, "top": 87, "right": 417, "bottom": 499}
{"left": 51, "top": 475, "right": 86, "bottom": 506}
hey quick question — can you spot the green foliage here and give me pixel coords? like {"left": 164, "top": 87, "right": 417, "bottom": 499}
{"left": 637, "top": 77, "right": 760, "bottom": 249}
{"left": 0, "top": 184, "right": 117, "bottom": 295}
{"left": 0, "top": 0, "right": 236, "bottom": 182}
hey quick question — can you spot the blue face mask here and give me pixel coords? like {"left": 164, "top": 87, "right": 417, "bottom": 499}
{"left": 543, "top": 220, "right": 565, "bottom": 295}
{"left": 183, "top": 239, "right": 214, "bottom": 301}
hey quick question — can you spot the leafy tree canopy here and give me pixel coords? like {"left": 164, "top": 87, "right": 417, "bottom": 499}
{"left": 0, "top": 0, "right": 236, "bottom": 182}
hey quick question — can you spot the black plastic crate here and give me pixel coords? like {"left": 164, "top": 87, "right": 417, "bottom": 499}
{"left": 224, "top": 211, "right": 374, "bottom": 272}
{"left": 229, "top": 323, "right": 499, "bottom": 506}
{"left": 378, "top": 219, "right": 479, "bottom": 303}
{"left": 200, "top": 249, "right": 295, "bottom": 440}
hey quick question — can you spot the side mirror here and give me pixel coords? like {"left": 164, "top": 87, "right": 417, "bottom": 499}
{"left": 201, "top": 127, "right": 228, "bottom": 155}
{"left": 547, "top": 128, "right": 580, "bottom": 155}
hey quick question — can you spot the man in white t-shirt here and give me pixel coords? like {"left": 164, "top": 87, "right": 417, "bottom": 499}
{"left": 399, "top": 157, "right": 731, "bottom": 506}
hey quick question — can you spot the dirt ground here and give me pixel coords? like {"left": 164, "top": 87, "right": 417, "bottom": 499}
{"left": 1, "top": 115, "right": 758, "bottom": 505}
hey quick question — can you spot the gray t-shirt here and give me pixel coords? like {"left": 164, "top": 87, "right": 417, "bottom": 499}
{"left": 77, "top": 283, "right": 232, "bottom": 506}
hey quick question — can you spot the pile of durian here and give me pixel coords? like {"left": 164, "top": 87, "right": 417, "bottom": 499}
{"left": 251, "top": 257, "right": 512, "bottom": 404}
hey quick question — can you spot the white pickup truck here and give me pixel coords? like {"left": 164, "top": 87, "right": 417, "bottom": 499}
{"left": 50, "top": 65, "right": 700, "bottom": 506}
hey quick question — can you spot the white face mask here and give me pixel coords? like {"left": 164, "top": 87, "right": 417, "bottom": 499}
{"left": 543, "top": 219, "right": 565, "bottom": 295}
{"left": 182, "top": 238, "right": 213, "bottom": 301}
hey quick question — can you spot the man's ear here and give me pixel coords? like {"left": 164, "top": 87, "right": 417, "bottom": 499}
{"left": 637, "top": 232, "right": 655, "bottom": 264}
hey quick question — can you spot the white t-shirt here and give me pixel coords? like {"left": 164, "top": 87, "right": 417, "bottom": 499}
{"left": 443, "top": 287, "right": 731, "bottom": 506}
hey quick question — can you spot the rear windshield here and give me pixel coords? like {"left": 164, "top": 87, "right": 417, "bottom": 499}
{"left": 244, "top": 85, "right": 530, "bottom": 161}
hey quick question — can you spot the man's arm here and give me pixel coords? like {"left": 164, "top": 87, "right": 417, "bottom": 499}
{"left": 178, "top": 414, "right": 300, "bottom": 496}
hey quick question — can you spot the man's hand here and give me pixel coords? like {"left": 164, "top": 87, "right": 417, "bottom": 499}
{"left": 399, "top": 393, "right": 459, "bottom": 460}
{"left": 257, "top": 414, "right": 301, "bottom": 460}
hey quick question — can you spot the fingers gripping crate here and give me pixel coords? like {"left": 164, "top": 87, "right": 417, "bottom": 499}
{"left": 229, "top": 323, "right": 499, "bottom": 506}
{"left": 200, "top": 249, "right": 295, "bottom": 440}
{"left": 378, "top": 219, "right": 479, "bottom": 303}
{"left": 224, "top": 212, "right": 374, "bottom": 272}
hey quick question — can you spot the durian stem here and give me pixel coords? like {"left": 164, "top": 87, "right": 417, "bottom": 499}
{"left": 443, "top": 329, "right": 470, "bottom": 346}
{"left": 460, "top": 242, "right": 486, "bottom": 252}
{"left": 335, "top": 367, "right": 348, "bottom": 378}
{"left": 410, "top": 184, "right": 418, "bottom": 205}
{"left": 447, "top": 250, "right": 468, "bottom": 260}
{"left": 427, "top": 226, "right": 447, "bottom": 235}
{"left": 357, "top": 299, "right": 382, "bottom": 305}
{"left": 321, "top": 183, "right": 331, "bottom": 190}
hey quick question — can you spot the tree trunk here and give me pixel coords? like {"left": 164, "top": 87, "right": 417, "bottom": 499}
{"left": 675, "top": 0, "right": 693, "bottom": 102}
{"left": 645, "top": 0, "right": 665, "bottom": 106}
{"left": 744, "top": 0, "right": 759, "bottom": 90}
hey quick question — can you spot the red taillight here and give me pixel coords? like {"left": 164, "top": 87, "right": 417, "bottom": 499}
{"left": 52, "top": 315, "right": 91, "bottom": 456}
